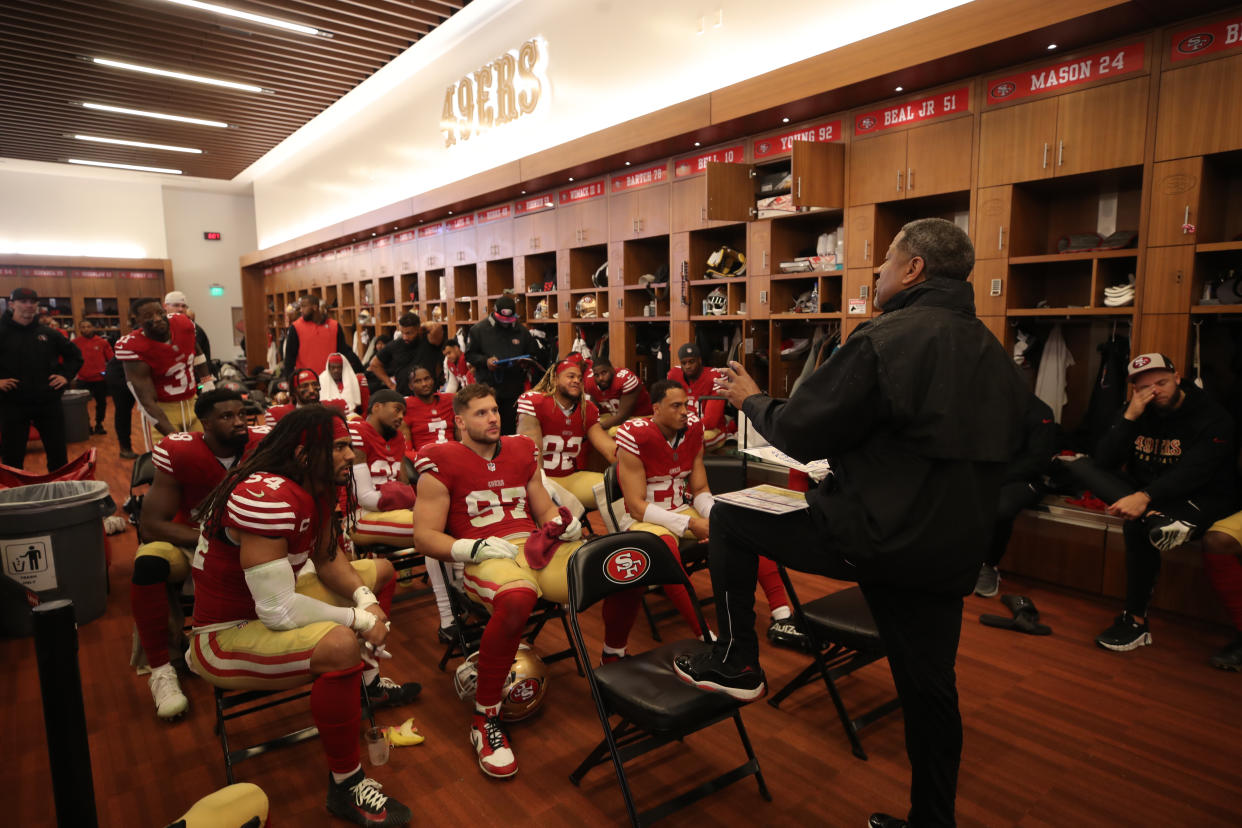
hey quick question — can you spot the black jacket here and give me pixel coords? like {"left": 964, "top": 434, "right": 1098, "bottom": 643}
{"left": 743, "top": 278, "right": 1028, "bottom": 594}
{"left": 466, "top": 317, "right": 535, "bottom": 399}
{"left": 1005, "top": 394, "right": 1058, "bottom": 484}
{"left": 1095, "top": 379, "right": 1235, "bottom": 518}
{"left": 0, "top": 311, "right": 84, "bottom": 405}
{"left": 379, "top": 335, "right": 442, "bottom": 391}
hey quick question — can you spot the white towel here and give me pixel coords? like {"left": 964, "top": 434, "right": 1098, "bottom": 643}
{"left": 1033, "top": 324, "right": 1075, "bottom": 424}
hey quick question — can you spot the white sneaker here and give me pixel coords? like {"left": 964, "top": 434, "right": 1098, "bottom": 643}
{"left": 149, "top": 663, "right": 189, "bottom": 720}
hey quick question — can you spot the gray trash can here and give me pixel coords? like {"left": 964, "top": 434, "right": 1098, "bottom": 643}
{"left": 0, "top": 480, "right": 114, "bottom": 637}
{"left": 61, "top": 389, "right": 92, "bottom": 443}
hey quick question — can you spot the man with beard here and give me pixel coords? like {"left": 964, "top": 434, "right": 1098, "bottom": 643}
{"left": 403, "top": 365, "right": 455, "bottom": 452}
{"left": 371, "top": 313, "right": 444, "bottom": 393}
{"left": 1060, "top": 353, "right": 1235, "bottom": 651}
{"left": 131, "top": 389, "right": 269, "bottom": 719}
{"left": 265, "top": 369, "right": 348, "bottom": 426}
{"left": 282, "top": 294, "right": 365, "bottom": 378}
{"left": 415, "top": 384, "right": 648, "bottom": 779}
{"left": 667, "top": 343, "right": 727, "bottom": 450}
{"left": 188, "top": 406, "right": 416, "bottom": 826}
{"left": 117, "top": 297, "right": 212, "bottom": 449}
{"left": 347, "top": 390, "right": 418, "bottom": 554}
{"left": 585, "top": 356, "right": 652, "bottom": 432}
{"left": 320, "top": 352, "right": 362, "bottom": 414}
{"left": 517, "top": 358, "right": 617, "bottom": 515}
{"left": 466, "top": 296, "right": 535, "bottom": 435}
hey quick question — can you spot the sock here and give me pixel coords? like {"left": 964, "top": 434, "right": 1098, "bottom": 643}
{"left": 376, "top": 578, "right": 395, "bottom": 616}
{"left": 131, "top": 556, "right": 172, "bottom": 668}
{"left": 602, "top": 645, "right": 626, "bottom": 657}
{"left": 771, "top": 605, "right": 791, "bottom": 621}
{"left": 311, "top": 662, "right": 364, "bottom": 775}
{"left": 601, "top": 587, "right": 643, "bottom": 651}
{"left": 425, "top": 560, "right": 456, "bottom": 627}
{"left": 475, "top": 588, "right": 537, "bottom": 709}
{"left": 1204, "top": 551, "right": 1242, "bottom": 630}
{"left": 756, "top": 556, "right": 790, "bottom": 613}
{"left": 658, "top": 534, "right": 704, "bottom": 636}
{"left": 332, "top": 764, "right": 362, "bottom": 785}
{"left": 360, "top": 649, "right": 379, "bottom": 686}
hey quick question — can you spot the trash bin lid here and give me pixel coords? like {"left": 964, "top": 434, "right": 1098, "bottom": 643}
{"left": 0, "top": 480, "right": 112, "bottom": 514}
{"left": 61, "top": 389, "right": 91, "bottom": 400}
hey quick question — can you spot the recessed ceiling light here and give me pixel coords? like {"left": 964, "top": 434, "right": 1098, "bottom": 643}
{"left": 92, "top": 58, "right": 264, "bottom": 93}
{"left": 159, "top": 0, "right": 325, "bottom": 37}
{"left": 1047, "top": 43, "right": 1057, "bottom": 50}
{"left": 895, "top": 86, "right": 904, "bottom": 92}
{"left": 624, "top": 161, "right": 631, "bottom": 166}
{"left": 568, "top": 177, "right": 574, "bottom": 182}
{"left": 520, "top": 190, "right": 526, "bottom": 194}
{"left": 371, "top": 232, "right": 376, "bottom": 236}
{"left": 694, "top": 142, "right": 701, "bottom": 147}
{"left": 448, "top": 210, "right": 453, "bottom": 214}
{"left": 782, "top": 117, "right": 790, "bottom": 123}
{"left": 68, "top": 158, "right": 182, "bottom": 174}
{"left": 72, "top": 134, "right": 202, "bottom": 153}
{"left": 83, "top": 102, "right": 228, "bottom": 128}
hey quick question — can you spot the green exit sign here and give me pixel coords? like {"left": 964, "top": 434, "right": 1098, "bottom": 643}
{"left": 209, "top": 285, "right": 225, "bottom": 297}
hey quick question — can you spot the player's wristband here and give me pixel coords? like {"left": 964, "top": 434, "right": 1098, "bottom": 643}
{"left": 642, "top": 503, "right": 691, "bottom": 537}
{"left": 352, "top": 586, "right": 378, "bottom": 610}
{"left": 350, "top": 607, "right": 377, "bottom": 633}
{"left": 692, "top": 492, "right": 716, "bottom": 518}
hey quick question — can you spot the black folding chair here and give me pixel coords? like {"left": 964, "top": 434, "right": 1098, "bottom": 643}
{"left": 566, "top": 531, "right": 771, "bottom": 826}
{"left": 766, "top": 568, "right": 901, "bottom": 760}
{"left": 123, "top": 451, "right": 156, "bottom": 526}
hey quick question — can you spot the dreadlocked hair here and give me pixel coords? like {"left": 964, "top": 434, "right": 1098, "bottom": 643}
{"left": 196, "top": 405, "right": 356, "bottom": 561}
{"left": 532, "top": 358, "right": 590, "bottom": 431}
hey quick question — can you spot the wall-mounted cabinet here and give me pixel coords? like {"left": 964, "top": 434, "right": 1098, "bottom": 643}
{"left": 705, "top": 141, "right": 845, "bottom": 222}
{"left": 850, "top": 116, "right": 974, "bottom": 204}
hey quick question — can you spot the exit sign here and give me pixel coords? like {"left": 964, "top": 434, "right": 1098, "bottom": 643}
{"left": 203, "top": 231, "right": 222, "bottom": 241}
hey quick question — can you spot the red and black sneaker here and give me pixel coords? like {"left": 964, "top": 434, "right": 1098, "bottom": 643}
{"left": 470, "top": 711, "right": 518, "bottom": 779}
{"left": 326, "top": 769, "right": 411, "bottom": 826}
{"left": 364, "top": 675, "right": 421, "bottom": 709}
{"left": 672, "top": 648, "right": 766, "bottom": 702}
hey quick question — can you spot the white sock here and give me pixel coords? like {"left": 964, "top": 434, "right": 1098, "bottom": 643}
{"left": 332, "top": 764, "right": 361, "bottom": 784}
{"left": 603, "top": 645, "right": 626, "bottom": 657}
{"left": 771, "top": 605, "right": 791, "bottom": 621}
{"left": 476, "top": 701, "right": 501, "bottom": 718}
{"left": 425, "top": 560, "right": 456, "bottom": 627}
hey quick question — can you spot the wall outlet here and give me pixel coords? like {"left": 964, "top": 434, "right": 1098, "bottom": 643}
{"left": 990, "top": 278, "right": 1002, "bottom": 297}
{"left": 859, "top": 285, "right": 869, "bottom": 299}
{"left": 759, "top": 290, "right": 768, "bottom": 304}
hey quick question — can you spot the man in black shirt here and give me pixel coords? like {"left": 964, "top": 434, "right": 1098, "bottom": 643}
{"left": 370, "top": 313, "right": 443, "bottom": 392}
{"left": 466, "top": 296, "right": 535, "bottom": 435}
{"left": 0, "top": 287, "right": 84, "bottom": 470}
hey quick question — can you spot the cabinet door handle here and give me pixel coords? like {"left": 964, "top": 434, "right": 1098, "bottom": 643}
{"left": 763, "top": 251, "right": 769, "bottom": 270}
{"left": 1042, "top": 143, "right": 1049, "bottom": 169}
{"left": 907, "top": 168, "right": 914, "bottom": 191}
{"left": 998, "top": 226, "right": 1005, "bottom": 251}
{"left": 701, "top": 206, "right": 707, "bottom": 221}
{"left": 1057, "top": 141, "right": 1064, "bottom": 167}
{"left": 1184, "top": 205, "right": 1192, "bottom": 234}
{"left": 896, "top": 169, "right": 903, "bottom": 193}
{"left": 638, "top": 218, "right": 644, "bottom": 232}
{"left": 864, "top": 240, "right": 870, "bottom": 261}
{"left": 797, "top": 176, "right": 802, "bottom": 199}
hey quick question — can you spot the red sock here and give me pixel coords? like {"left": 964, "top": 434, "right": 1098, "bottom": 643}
{"left": 659, "top": 534, "right": 704, "bottom": 636}
{"left": 476, "top": 588, "right": 538, "bottom": 708}
{"left": 1203, "top": 551, "right": 1242, "bottom": 630}
{"left": 602, "top": 588, "right": 643, "bottom": 650}
{"left": 311, "top": 662, "right": 363, "bottom": 775}
{"left": 376, "top": 579, "right": 395, "bottom": 616}
{"left": 131, "top": 581, "right": 171, "bottom": 668}
{"left": 757, "top": 557, "right": 789, "bottom": 612}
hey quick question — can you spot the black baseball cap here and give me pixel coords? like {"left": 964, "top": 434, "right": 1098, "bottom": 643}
{"left": 10, "top": 287, "right": 38, "bottom": 302}
{"left": 368, "top": 389, "right": 405, "bottom": 411}
{"left": 677, "top": 343, "right": 701, "bottom": 360}
{"left": 494, "top": 295, "right": 517, "bottom": 318}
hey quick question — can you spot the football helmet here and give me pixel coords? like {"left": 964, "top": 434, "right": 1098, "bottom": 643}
{"left": 792, "top": 286, "right": 818, "bottom": 313}
{"left": 702, "top": 288, "right": 728, "bottom": 316}
{"left": 431, "top": 305, "right": 444, "bottom": 323}
{"left": 534, "top": 298, "right": 549, "bottom": 319}
{"left": 575, "top": 295, "right": 598, "bottom": 318}
{"left": 592, "top": 262, "right": 608, "bottom": 288}
{"left": 453, "top": 644, "right": 548, "bottom": 721}
{"left": 705, "top": 246, "right": 746, "bottom": 278}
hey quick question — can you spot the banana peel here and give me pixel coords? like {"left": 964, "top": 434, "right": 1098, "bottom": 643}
{"left": 386, "top": 717, "right": 425, "bottom": 747}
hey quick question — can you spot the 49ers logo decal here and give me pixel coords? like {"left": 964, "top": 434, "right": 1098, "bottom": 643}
{"left": 1177, "top": 33, "right": 1214, "bottom": 54}
{"left": 990, "top": 81, "right": 1016, "bottom": 99}
{"left": 508, "top": 677, "right": 541, "bottom": 703}
{"left": 603, "top": 547, "right": 650, "bottom": 584}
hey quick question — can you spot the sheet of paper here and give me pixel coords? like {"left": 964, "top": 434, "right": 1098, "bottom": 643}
{"left": 740, "top": 445, "right": 831, "bottom": 479}
{"left": 715, "top": 484, "right": 808, "bottom": 515}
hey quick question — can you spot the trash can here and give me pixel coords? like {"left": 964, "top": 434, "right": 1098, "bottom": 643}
{"left": 61, "top": 389, "right": 92, "bottom": 444}
{"left": 0, "top": 481, "right": 114, "bottom": 637}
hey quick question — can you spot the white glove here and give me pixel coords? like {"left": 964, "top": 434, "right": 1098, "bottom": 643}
{"left": 1148, "top": 519, "right": 1193, "bottom": 552}
{"left": 451, "top": 536, "right": 520, "bottom": 563}
{"left": 558, "top": 514, "right": 583, "bottom": 541}
{"left": 352, "top": 586, "right": 379, "bottom": 611}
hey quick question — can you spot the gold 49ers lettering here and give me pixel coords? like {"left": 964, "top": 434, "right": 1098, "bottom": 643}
{"left": 1133, "top": 435, "right": 1183, "bottom": 462}
{"left": 442, "top": 38, "right": 546, "bottom": 148}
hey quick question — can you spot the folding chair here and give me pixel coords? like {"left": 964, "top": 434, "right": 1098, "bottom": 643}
{"left": 566, "top": 531, "right": 770, "bottom": 826}
{"left": 124, "top": 451, "right": 156, "bottom": 527}
{"left": 766, "top": 568, "right": 901, "bottom": 760}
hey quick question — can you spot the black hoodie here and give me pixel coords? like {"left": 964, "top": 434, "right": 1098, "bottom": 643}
{"left": 744, "top": 278, "right": 1029, "bottom": 594}
{"left": 0, "top": 311, "right": 83, "bottom": 405}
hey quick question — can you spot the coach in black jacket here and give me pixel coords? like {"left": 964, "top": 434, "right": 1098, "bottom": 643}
{"left": 674, "top": 219, "right": 1028, "bottom": 828}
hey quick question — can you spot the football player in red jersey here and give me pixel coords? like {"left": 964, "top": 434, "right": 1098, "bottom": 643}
{"left": 667, "top": 342, "right": 727, "bottom": 450}
{"left": 516, "top": 359, "right": 616, "bottom": 515}
{"left": 348, "top": 389, "right": 417, "bottom": 546}
{"left": 131, "top": 389, "right": 268, "bottom": 719}
{"left": 265, "top": 369, "right": 349, "bottom": 426}
{"left": 117, "top": 297, "right": 212, "bottom": 449}
{"left": 402, "top": 365, "right": 455, "bottom": 452}
{"left": 187, "top": 406, "right": 415, "bottom": 826}
{"left": 615, "top": 381, "right": 806, "bottom": 648}
{"left": 585, "top": 356, "right": 652, "bottom": 432}
{"left": 413, "top": 384, "right": 639, "bottom": 780}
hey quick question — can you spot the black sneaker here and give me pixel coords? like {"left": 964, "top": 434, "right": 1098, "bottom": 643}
{"left": 766, "top": 617, "right": 812, "bottom": 652}
{"left": 1209, "top": 634, "right": 1242, "bottom": 671}
{"left": 1143, "top": 513, "right": 1196, "bottom": 552}
{"left": 437, "top": 623, "right": 461, "bottom": 645}
{"left": 326, "top": 768, "right": 411, "bottom": 826}
{"left": 365, "top": 675, "right": 421, "bottom": 708}
{"left": 119, "top": 448, "right": 138, "bottom": 460}
{"left": 1095, "top": 613, "right": 1151, "bottom": 652}
{"left": 974, "top": 564, "right": 1000, "bottom": 598}
{"left": 868, "top": 814, "right": 910, "bottom": 828}
{"left": 672, "top": 648, "right": 766, "bottom": 701}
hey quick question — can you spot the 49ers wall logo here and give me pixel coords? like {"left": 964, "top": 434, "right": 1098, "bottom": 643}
{"left": 603, "top": 547, "right": 650, "bottom": 584}
{"left": 1178, "top": 34, "right": 1214, "bottom": 54}
{"left": 507, "top": 677, "right": 542, "bottom": 704}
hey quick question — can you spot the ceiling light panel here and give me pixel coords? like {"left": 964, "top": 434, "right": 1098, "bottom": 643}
{"left": 92, "top": 57, "right": 265, "bottom": 93}
{"left": 82, "top": 102, "right": 228, "bottom": 128}
{"left": 159, "top": 0, "right": 324, "bottom": 37}
{"left": 68, "top": 158, "right": 183, "bottom": 174}
{"left": 73, "top": 134, "right": 203, "bottom": 154}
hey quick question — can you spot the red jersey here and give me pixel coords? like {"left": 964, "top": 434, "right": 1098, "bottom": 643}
{"left": 115, "top": 312, "right": 198, "bottom": 402}
{"left": 74, "top": 334, "right": 114, "bottom": 381}
{"left": 350, "top": 419, "right": 406, "bottom": 487}
{"left": 516, "top": 391, "right": 600, "bottom": 478}
{"left": 667, "top": 365, "right": 726, "bottom": 430}
{"left": 192, "top": 473, "right": 321, "bottom": 626}
{"left": 150, "top": 427, "right": 269, "bottom": 525}
{"left": 614, "top": 416, "right": 705, "bottom": 510}
{"left": 585, "top": 367, "right": 652, "bottom": 419}
{"left": 403, "top": 393, "right": 455, "bottom": 452}
{"left": 414, "top": 436, "right": 539, "bottom": 540}
{"left": 264, "top": 399, "right": 348, "bottom": 427}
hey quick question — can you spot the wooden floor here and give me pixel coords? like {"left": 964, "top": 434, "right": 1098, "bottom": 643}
{"left": 3, "top": 425, "right": 1242, "bottom": 827}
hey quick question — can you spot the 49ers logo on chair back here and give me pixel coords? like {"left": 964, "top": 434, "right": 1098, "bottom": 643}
{"left": 603, "top": 547, "right": 650, "bottom": 584}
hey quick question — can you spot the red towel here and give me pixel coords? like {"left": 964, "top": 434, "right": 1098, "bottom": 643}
{"left": 376, "top": 481, "right": 416, "bottom": 511}
{"left": 525, "top": 506, "right": 573, "bottom": 569}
